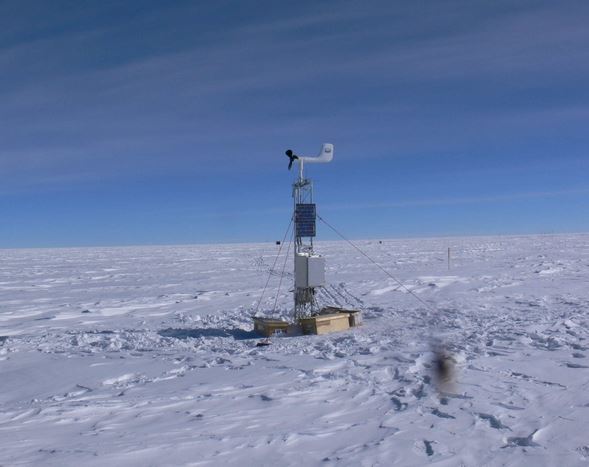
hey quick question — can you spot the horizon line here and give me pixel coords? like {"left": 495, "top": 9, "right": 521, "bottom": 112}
{"left": 2, "top": 230, "right": 588, "bottom": 251}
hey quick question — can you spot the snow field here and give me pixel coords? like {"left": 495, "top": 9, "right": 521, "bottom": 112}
{"left": 1, "top": 234, "right": 588, "bottom": 466}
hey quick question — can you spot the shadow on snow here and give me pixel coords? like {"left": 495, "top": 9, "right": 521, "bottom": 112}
{"left": 158, "top": 327, "right": 257, "bottom": 341}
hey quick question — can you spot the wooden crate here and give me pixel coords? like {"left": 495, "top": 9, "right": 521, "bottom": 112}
{"left": 320, "top": 307, "right": 362, "bottom": 328}
{"left": 252, "top": 317, "right": 290, "bottom": 337}
{"left": 299, "top": 313, "right": 350, "bottom": 335}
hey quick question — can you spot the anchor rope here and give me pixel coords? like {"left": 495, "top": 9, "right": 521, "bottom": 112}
{"left": 316, "top": 213, "right": 438, "bottom": 315}
{"left": 272, "top": 223, "right": 294, "bottom": 314}
{"left": 254, "top": 216, "right": 293, "bottom": 315}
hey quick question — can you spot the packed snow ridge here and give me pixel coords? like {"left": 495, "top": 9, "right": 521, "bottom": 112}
{"left": 1, "top": 234, "right": 588, "bottom": 466}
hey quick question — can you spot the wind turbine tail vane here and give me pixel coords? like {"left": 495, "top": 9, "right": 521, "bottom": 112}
{"left": 300, "top": 143, "right": 334, "bottom": 164}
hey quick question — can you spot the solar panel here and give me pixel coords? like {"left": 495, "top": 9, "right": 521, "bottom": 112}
{"left": 295, "top": 203, "right": 316, "bottom": 237}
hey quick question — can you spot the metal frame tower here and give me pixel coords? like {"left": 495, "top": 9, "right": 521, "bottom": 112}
{"left": 286, "top": 144, "right": 334, "bottom": 320}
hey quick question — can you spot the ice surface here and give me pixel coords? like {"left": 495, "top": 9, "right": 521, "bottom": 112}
{"left": 1, "top": 235, "right": 589, "bottom": 466}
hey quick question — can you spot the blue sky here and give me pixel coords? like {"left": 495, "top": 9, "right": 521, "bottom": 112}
{"left": 1, "top": 0, "right": 588, "bottom": 248}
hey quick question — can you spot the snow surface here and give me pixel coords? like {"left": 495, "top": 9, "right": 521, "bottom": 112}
{"left": 1, "top": 234, "right": 589, "bottom": 466}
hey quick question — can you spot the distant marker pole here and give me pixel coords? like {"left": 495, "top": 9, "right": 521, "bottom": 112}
{"left": 447, "top": 247, "right": 451, "bottom": 271}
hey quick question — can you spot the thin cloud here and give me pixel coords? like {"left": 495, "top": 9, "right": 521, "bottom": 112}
{"left": 1, "top": 1, "right": 588, "bottom": 191}
{"left": 321, "top": 188, "right": 589, "bottom": 211}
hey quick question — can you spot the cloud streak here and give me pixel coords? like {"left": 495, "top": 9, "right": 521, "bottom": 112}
{"left": 1, "top": 1, "right": 588, "bottom": 190}
{"left": 321, "top": 188, "right": 589, "bottom": 212}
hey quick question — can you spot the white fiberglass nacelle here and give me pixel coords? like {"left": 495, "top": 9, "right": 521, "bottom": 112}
{"left": 298, "top": 143, "right": 334, "bottom": 164}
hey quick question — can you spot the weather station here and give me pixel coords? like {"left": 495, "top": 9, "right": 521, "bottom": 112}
{"left": 253, "top": 144, "right": 362, "bottom": 339}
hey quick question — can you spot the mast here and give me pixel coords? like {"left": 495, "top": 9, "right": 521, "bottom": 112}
{"left": 286, "top": 144, "right": 333, "bottom": 320}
